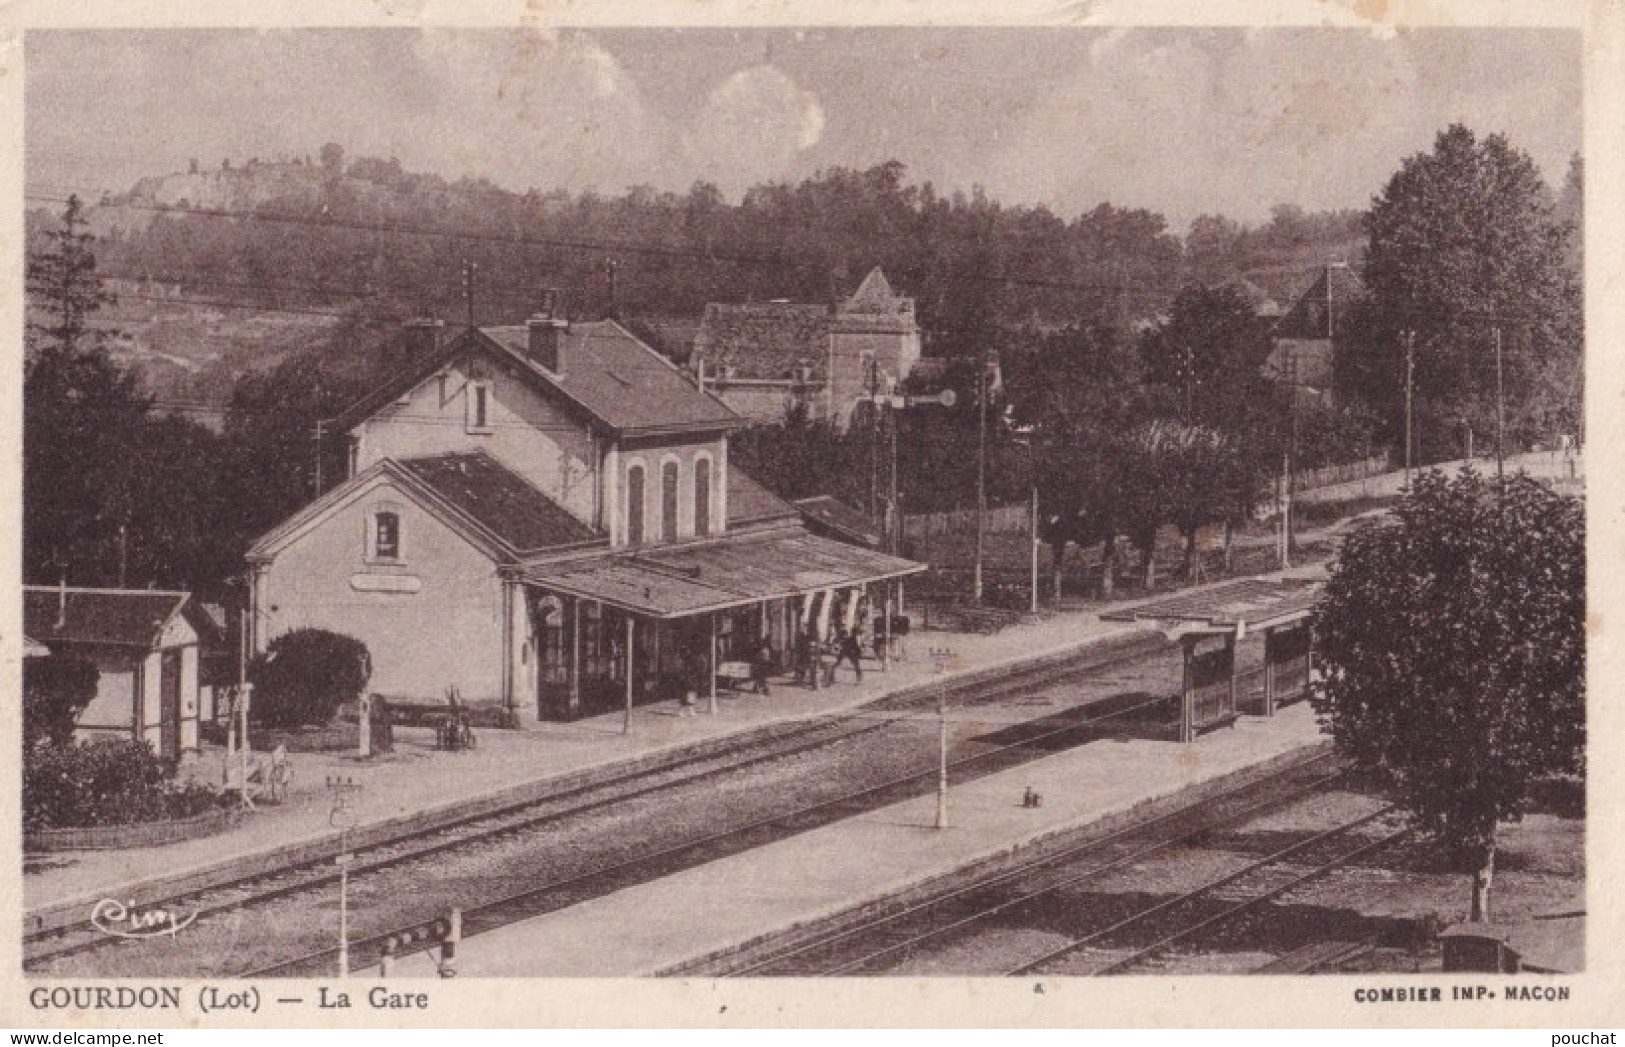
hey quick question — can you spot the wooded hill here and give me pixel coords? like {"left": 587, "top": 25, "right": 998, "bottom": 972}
{"left": 32, "top": 149, "right": 1370, "bottom": 405}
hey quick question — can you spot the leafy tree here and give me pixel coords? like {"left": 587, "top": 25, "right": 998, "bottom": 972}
{"left": 1346, "top": 125, "right": 1581, "bottom": 457}
{"left": 1138, "top": 419, "right": 1266, "bottom": 579}
{"left": 24, "top": 198, "right": 152, "bottom": 585}
{"left": 221, "top": 352, "right": 369, "bottom": 557}
{"left": 1138, "top": 284, "right": 1275, "bottom": 436}
{"left": 1311, "top": 469, "right": 1584, "bottom": 921}
{"left": 728, "top": 405, "right": 869, "bottom": 508}
{"left": 249, "top": 628, "right": 372, "bottom": 729}
{"left": 25, "top": 197, "right": 242, "bottom": 594}
{"left": 23, "top": 653, "right": 99, "bottom": 749}
{"left": 1006, "top": 321, "right": 1145, "bottom": 596}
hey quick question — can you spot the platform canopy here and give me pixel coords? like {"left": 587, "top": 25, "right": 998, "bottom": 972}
{"left": 1101, "top": 577, "right": 1320, "bottom": 638}
{"left": 522, "top": 530, "right": 925, "bottom": 619}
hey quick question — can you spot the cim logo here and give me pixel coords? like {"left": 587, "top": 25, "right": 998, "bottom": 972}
{"left": 90, "top": 898, "right": 198, "bottom": 940}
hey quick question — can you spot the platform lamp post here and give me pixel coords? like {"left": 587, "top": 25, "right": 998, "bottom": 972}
{"left": 929, "top": 645, "right": 957, "bottom": 829}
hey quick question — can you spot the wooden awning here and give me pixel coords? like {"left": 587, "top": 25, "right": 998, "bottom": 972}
{"left": 523, "top": 530, "right": 925, "bottom": 619}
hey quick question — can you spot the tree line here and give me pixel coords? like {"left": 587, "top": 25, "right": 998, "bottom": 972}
{"left": 25, "top": 124, "right": 1581, "bottom": 606}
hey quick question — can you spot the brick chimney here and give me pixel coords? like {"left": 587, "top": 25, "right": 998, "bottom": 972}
{"left": 527, "top": 289, "right": 569, "bottom": 373}
{"left": 403, "top": 317, "right": 444, "bottom": 361}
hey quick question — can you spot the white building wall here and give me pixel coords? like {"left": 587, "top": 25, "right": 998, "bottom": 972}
{"left": 257, "top": 477, "right": 508, "bottom": 704}
{"left": 352, "top": 363, "right": 598, "bottom": 526}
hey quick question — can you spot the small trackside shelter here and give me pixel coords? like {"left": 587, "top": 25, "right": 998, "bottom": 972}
{"left": 1103, "top": 578, "right": 1320, "bottom": 742}
{"left": 23, "top": 586, "right": 208, "bottom": 758}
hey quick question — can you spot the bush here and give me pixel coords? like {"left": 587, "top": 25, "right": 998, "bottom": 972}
{"left": 249, "top": 628, "right": 371, "bottom": 729}
{"left": 23, "top": 739, "right": 226, "bottom": 832}
{"left": 24, "top": 653, "right": 99, "bottom": 748}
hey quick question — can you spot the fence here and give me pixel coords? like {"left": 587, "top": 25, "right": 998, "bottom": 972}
{"left": 903, "top": 503, "right": 1030, "bottom": 540}
{"left": 1292, "top": 455, "right": 1389, "bottom": 492}
{"left": 900, "top": 457, "right": 1387, "bottom": 542}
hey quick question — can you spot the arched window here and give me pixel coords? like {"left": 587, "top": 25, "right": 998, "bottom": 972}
{"left": 366, "top": 503, "right": 405, "bottom": 562}
{"left": 694, "top": 458, "right": 712, "bottom": 536}
{"left": 661, "top": 461, "right": 680, "bottom": 542}
{"left": 627, "top": 464, "right": 646, "bottom": 545}
{"left": 374, "top": 512, "right": 400, "bottom": 559}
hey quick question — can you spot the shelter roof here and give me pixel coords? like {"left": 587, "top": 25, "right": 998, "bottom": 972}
{"left": 1102, "top": 578, "right": 1320, "bottom": 635}
{"left": 24, "top": 587, "right": 193, "bottom": 650}
{"left": 522, "top": 529, "right": 924, "bottom": 619}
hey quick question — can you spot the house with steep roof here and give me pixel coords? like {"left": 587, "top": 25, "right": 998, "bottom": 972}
{"left": 248, "top": 296, "right": 923, "bottom": 723}
{"left": 689, "top": 267, "right": 923, "bottom": 429}
{"left": 24, "top": 586, "right": 210, "bottom": 758}
{"left": 1263, "top": 263, "right": 1364, "bottom": 406}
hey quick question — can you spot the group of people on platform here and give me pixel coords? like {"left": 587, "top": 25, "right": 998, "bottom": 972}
{"left": 668, "top": 591, "right": 901, "bottom": 712}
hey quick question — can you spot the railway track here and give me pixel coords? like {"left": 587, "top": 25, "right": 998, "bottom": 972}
{"left": 243, "top": 679, "right": 1183, "bottom": 977}
{"left": 700, "top": 751, "right": 1348, "bottom": 976}
{"left": 26, "top": 629, "right": 1171, "bottom": 974}
{"left": 1009, "top": 808, "right": 1410, "bottom": 977}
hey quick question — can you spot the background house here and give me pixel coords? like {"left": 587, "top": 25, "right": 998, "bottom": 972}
{"left": 23, "top": 586, "right": 207, "bottom": 759}
{"left": 688, "top": 267, "right": 924, "bottom": 429}
{"left": 1263, "top": 263, "right": 1363, "bottom": 406}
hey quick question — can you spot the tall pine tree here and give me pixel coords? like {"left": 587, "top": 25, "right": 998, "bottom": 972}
{"left": 24, "top": 196, "right": 152, "bottom": 585}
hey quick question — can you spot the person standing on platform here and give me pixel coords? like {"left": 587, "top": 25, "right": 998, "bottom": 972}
{"left": 751, "top": 638, "right": 774, "bottom": 696}
{"left": 836, "top": 628, "right": 865, "bottom": 684}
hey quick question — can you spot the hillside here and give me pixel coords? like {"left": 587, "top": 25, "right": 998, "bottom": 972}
{"left": 37, "top": 151, "right": 1371, "bottom": 409}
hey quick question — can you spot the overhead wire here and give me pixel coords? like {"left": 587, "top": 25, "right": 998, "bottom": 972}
{"left": 24, "top": 190, "right": 1184, "bottom": 300}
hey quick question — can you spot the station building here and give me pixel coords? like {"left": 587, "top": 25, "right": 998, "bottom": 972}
{"left": 247, "top": 300, "right": 924, "bottom": 724}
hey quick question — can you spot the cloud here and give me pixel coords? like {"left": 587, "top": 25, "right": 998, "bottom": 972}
{"left": 973, "top": 29, "right": 1572, "bottom": 231}
{"left": 409, "top": 30, "right": 667, "bottom": 191}
{"left": 683, "top": 65, "right": 826, "bottom": 194}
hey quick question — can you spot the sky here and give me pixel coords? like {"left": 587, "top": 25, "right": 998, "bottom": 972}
{"left": 25, "top": 26, "right": 1583, "bottom": 234}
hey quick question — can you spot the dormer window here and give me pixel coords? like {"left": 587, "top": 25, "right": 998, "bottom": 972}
{"left": 466, "top": 380, "right": 493, "bottom": 434}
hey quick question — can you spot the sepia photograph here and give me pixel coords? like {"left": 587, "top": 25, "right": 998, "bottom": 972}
{"left": 5, "top": 2, "right": 1615, "bottom": 1028}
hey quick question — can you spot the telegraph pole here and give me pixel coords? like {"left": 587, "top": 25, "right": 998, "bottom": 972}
{"left": 1029, "top": 482, "right": 1040, "bottom": 613}
{"left": 1403, "top": 329, "right": 1416, "bottom": 487}
{"left": 312, "top": 419, "right": 325, "bottom": 496}
{"left": 1494, "top": 326, "right": 1505, "bottom": 489}
{"left": 1287, "top": 351, "right": 1299, "bottom": 557}
{"left": 974, "top": 354, "right": 989, "bottom": 604}
{"left": 868, "top": 357, "right": 881, "bottom": 519}
{"left": 462, "top": 260, "right": 477, "bottom": 330}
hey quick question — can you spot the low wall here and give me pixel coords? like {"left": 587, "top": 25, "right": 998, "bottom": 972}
{"left": 26, "top": 807, "right": 241, "bottom": 853}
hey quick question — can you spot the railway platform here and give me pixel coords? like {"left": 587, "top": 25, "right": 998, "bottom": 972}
{"left": 385, "top": 700, "right": 1328, "bottom": 976}
{"left": 26, "top": 594, "right": 1180, "bottom": 922}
